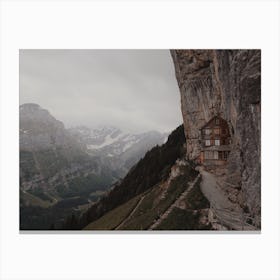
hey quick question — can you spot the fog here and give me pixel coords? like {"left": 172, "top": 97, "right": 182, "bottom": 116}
{"left": 20, "top": 49, "right": 182, "bottom": 133}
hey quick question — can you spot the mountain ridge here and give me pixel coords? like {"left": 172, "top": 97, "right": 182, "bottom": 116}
{"left": 68, "top": 125, "right": 168, "bottom": 177}
{"left": 20, "top": 103, "right": 171, "bottom": 229}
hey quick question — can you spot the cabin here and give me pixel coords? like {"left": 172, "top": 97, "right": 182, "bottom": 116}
{"left": 199, "top": 116, "right": 231, "bottom": 166}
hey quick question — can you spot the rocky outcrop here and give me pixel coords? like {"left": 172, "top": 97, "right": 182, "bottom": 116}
{"left": 19, "top": 104, "right": 111, "bottom": 194}
{"left": 20, "top": 103, "right": 85, "bottom": 152}
{"left": 171, "top": 50, "right": 261, "bottom": 228}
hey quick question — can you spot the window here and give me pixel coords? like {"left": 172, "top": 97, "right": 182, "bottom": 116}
{"left": 215, "top": 139, "right": 220, "bottom": 146}
{"left": 205, "top": 151, "right": 213, "bottom": 159}
{"left": 223, "top": 151, "right": 229, "bottom": 160}
{"left": 215, "top": 118, "right": 220, "bottom": 125}
{"left": 214, "top": 128, "right": 220, "bottom": 135}
{"left": 214, "top": 151, "right": 219, "bottom": 159}
{"left": 205, "top": 140, "right": 211, "bottom": 146}
{"left": 205, "top": 128, "right": 211, "bottom": 135}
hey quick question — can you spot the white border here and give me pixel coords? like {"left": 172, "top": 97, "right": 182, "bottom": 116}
{"left": 1, "top": 1, "right": 280, "bottom": 280}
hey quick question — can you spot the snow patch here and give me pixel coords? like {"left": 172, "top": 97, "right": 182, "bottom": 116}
{"left": 122, "top": 139, "right": 140, "bottom": 153}
{"left": 87, "top": 131, "right": 125, "bottom": 150}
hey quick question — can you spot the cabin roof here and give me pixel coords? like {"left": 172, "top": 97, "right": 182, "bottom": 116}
{"left": 200, "top": 115, "right": 226, "bottom": 130}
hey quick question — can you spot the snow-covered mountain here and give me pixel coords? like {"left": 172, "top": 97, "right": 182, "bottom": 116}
{"left": 68, "top": 126, "right": 168, "bottom": 176}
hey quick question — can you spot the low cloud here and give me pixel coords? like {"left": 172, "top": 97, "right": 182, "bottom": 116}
{"left": 20, "top": 49, "right": 182, "bottom": 133}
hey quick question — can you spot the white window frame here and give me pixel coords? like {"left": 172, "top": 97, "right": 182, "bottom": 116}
{"left": 215, "top": 139, "right": 220, "bottom": 146}
{"left": 205, "top": 140, "right": 211, "bottom": 146}
{"left": 214, "top": 151, "right": 219, "bottom": 159}
{"left": 205, "top": 151, "right": 213, "bottom": 159}
{"left": 205, "top": 128, "right": 211, "bottom": 135}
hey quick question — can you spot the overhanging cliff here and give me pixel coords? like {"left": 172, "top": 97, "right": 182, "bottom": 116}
{"left": 171, "top": 50, "right": 261, "bottom": 228}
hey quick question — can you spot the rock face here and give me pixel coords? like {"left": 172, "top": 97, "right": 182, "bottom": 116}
{"left": 20, "top": 103, "right": 85, "bottom": 152}
{"left": 19, "top": 103, "right": 112, "bottom": 194}
{"left": 171, "top": 50, "right": 261, "bottom": 227}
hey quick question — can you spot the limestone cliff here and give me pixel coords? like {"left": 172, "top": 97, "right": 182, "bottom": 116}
{"left": 171, "top": 50, "right": 261, "bottom": 228}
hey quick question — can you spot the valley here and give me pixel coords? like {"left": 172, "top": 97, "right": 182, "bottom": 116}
{"left": 20, "top": 103, "right": 168, "bottom": 229}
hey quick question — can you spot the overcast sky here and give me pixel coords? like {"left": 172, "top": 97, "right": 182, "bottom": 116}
{"left": 20, "top": 50, "right": 182, "bottom": 133}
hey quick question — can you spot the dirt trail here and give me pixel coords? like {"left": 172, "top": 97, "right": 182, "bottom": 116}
{"left": 148, "top": 174, "right": 201, "bottom": 230}
{"left": 198, "top": 168, "right": 256, "bottom": 230}
{"left": 115, "top": 195, "right": 146, "bottom": 230}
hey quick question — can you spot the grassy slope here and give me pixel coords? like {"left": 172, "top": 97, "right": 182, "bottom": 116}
{"left": 154, "top": 177, "right": 212, "bottom": 230}
{"left": 120, "top": 165, "right": 197, "bottom": 230}
{"left": 153, "top": 208, "right": 203, "bottom": 230}
{"left": 83, "top": 163, "right": 198, "bottom": 230}
{"left": 79, "top": 125, "right": 187, "bottom": 229}
{"left": 84, "top": 195, "right": 141, "bottom": 230}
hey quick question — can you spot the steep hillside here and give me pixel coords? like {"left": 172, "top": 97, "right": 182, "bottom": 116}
{"left": 69, "top": 124, "right": 189, "bottom": 229}
{"left": 84, "top": 161, "right": 211, "bottom": 230}
{"left": 171, "top": 50, "right": 261, "bottom": 228}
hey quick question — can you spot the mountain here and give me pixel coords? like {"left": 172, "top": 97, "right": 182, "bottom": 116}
{"left": 20, "top": 104, "right": 169, "bottom": 230}
{"left": 20, "top": 103, "right": 85, "bottom": 152}
{"left": 20, "top": 103, "right": 114, "bottom": 194}
{"left": 68, "top": 125, "right": 168, "bottom": 176}
{"left": 20, "top": 104, "right": 117, "bottom": 229}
